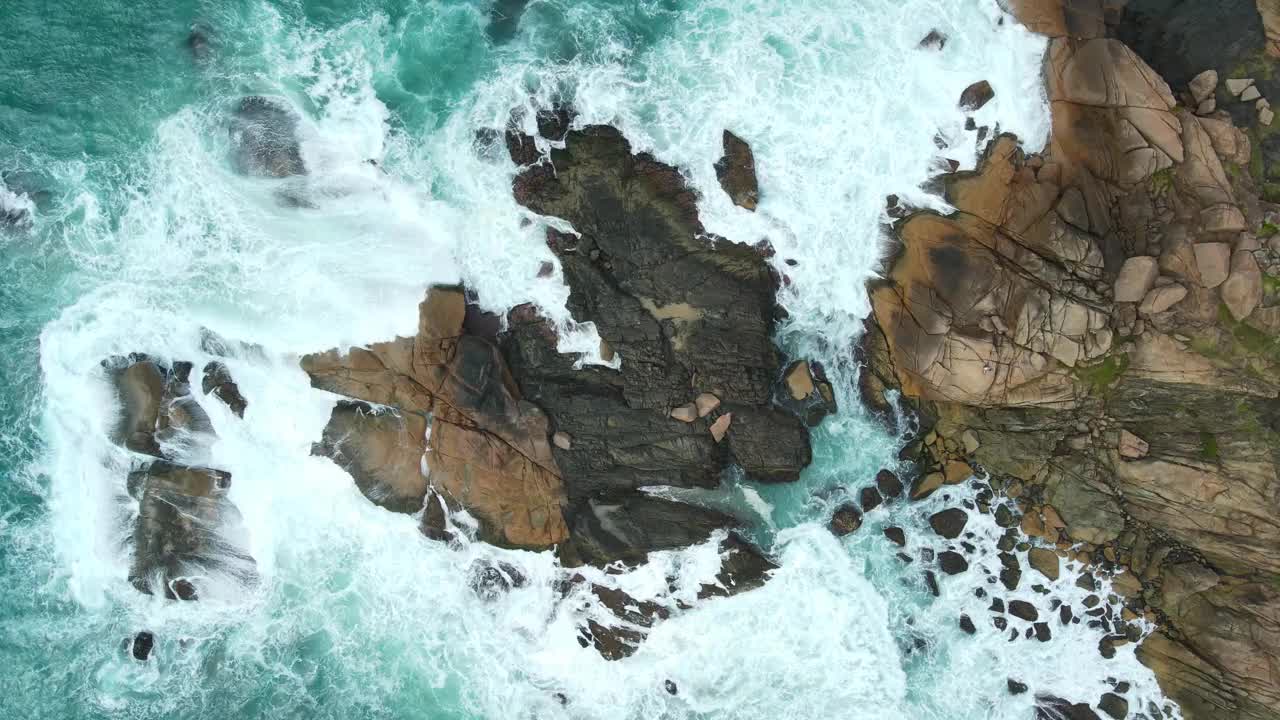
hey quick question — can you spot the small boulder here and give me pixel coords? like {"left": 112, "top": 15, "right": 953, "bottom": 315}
{"left": 943, "top": 459, "right": 972, "bottom": 484}
{"left": 1188, "top": 69, "right": 1218, "bottom": 104}
{"left": 714, "top": 130, "right": 759, "bottom": 211}
{"left": 960, "top": 429, "right": 980, "bottom": 454}
{"left": 1009, "top": 599, "right": 1038, "bottom": 622}
{"left": 830, "top": 504, "right": 862, "bottom": 536}
{"left": 938, "top": 551, "right": 969, "bottom": 575}
{"left": 469, "top": 559, "right": 527, "bottom": 601}
{"left": 860, "top": 486, "right": 883, "bottom": 513}
{"left": 670, "top": 404, "right": 698, "bottom": 422}
{"left": 1194, "top": 242, "right": 1231, "bottom": 288}
{"left": 959, "top": 614, "right": 976, "bottom": 634}
{"left": 784, "top": 360, "right": 816, "bottom": 400}
{"left": 664, "top": 680, "right": 678, "bottom": 696}
{"left": 1113, "top": 257, "right": 1159, "bottom": 303}
{"left": 959, "top": 80, "right": 995, "bottom": 111}
{"left": 709, "top": 413, "right": 732, "bottom": 442}
{"left": 1007, "top": 679, "right": 1028, "bottom": 695}
{"left": 875, "top": 468, "right": 903, "bottom": 498}
{"left": 1098, "top": 693, "right": 1128, "bottom": 719}
{"left": 131, "top": 631, "right": 154, "bottom": 661}
{"left": 919, "top": 30, "right": 947, "bottom": 50}
{"left": 1227, "top": 78, "right": 1254, "bottom": 96}
{"left": 201, "top": 361, "right": 247, "bottom": 417}
{"left": 229, "top": 96, "right": 306, "bottom": 178}
{"left": 1243, "top": 84, "right": 1263, "bottom": 102}
{"left": 1222, "top": 249, "right": 1263, "bottom": 320}
{"left": 1028, "top": 547, "right": 1061, "bottom": 581}
{"left": 1033, "top": 622, "right": 1052, "bottom": 642}
{"left": 694, "top": 393, "right": 720, "bottom": 417}
{"left": 1138, "top": 283, "right": 1186, "bottom": 315}
{"left": 553, "top": 431, "right": 572, "bottom": 450}
{"left": 912, "top": 472, "right": 945, "bottom": 500}
{"left": 928, "top": 508, "right": 968, "bottom": 539}
{"left": 883, "top": 526, "right": 906, "bottom": 546}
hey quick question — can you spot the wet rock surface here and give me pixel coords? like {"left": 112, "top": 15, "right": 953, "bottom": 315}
{"left": 297, "top": 123, "right": 812, "bottom": 659}
{"left": 865, "top": 5, "right": 1280, "bottom": 717}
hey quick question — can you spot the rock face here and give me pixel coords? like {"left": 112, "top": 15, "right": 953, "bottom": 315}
{"left": 862, "top": 7, "right": 1280, "bottom": 718}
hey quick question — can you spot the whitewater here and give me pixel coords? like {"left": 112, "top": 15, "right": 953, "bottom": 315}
{"left": 0, "top": 0, "right": 1178, "bottom": 718}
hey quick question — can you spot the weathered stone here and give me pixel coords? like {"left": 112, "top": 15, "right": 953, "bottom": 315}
{"left": 929, "top": 508, "right": 968, "bottom": 539}
{"left": 1118, "top": 429, "right": 1149, "bottom": 459}
{"left": 830, "top": 504, "right": 862, "bottom": 537}
{"left": 312, "top": 402, "right": 429, "bottom": 514}
{"left": 1009, "top": 599, "right": 1039, "bottom": 622}
{"left": 1114, "top": 257, "right": 1160, "bottom": 302}
{"left": 694, "top": 393, "right": 720, "bottom": 417}
{"left": 553, "top": 431, "right": 572, "bottom": 450}
{"left": 784, "top": 361, "right": 816, "bottom": 400}
{"left": 1194, "top": 242, "right": 1231, "bottom": 288}
{"left": 959, "top": 80, "right": 995, "bottom": 111}
{"left": 883, "top": 526, "right": 906, "bottom": 546}
{"left": 912, "top": 472, "right": 944, "bottom": 500}
{"left": 1227, "top": 78, "right": 1254, "bottom": 96}
{"left": 1189, "top": 69, "right": 1218, "bottom": 103}
{"left": 938, "top": 550, "right": 969, "bottom": 575}
{"left": 709, "top": 413, "right": 732, "bottom": 442}
{"left": 1139, "top": 283, "right": 1187, "bottom": 314}
{"left": 1029, "top": 547, "right": 1061, "bottom": 581}
{"left": 714, "top": 130, "right": 759, "bottom": 211}
{"left": 1242, "top": 84, "right": 1263, "bottom": 102}
{"left": 1222, "top": 249, "right": 1262, "bottom": 320}
{"left": 875, "top": 468, "right": 903, "bottom": 498}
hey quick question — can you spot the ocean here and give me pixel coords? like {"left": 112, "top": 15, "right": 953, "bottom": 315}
{"left": 0, "top": 1, "right": 1175, "bottom": 718}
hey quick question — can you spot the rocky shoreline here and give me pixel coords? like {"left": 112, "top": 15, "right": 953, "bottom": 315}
{"left": 858, "top": 2, "right": 1280, "bottom": 717}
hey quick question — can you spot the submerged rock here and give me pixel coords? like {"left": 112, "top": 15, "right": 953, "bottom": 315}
{"left": 128, "top": 461, "right": 257, "bottom": 600}
{"left": 201, "top": 361, "right": 247, "bottom": 417}
{"left": 229, "top": 96, "right": 305, "bottom": 178}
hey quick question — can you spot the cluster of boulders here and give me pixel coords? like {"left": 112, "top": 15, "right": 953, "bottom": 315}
{"left": 104, "top": 351, "right": 254, "bottom": 603}
{"left": 299, "top": 116, "right": 823, "bottom": 658}
{"left": 859, "top": 3, "right": 1280, "bottom": 718}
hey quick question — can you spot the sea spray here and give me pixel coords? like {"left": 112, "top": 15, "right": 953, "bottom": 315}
{"left": 0, "top": 0, "right": 1177, "bottom": 718}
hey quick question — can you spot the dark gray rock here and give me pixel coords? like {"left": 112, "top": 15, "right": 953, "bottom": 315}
{"left": 714, "top": 130, "right": 759, "bottom": 211}
{"left": 229, "top": 96, "right": 305, "bottom": 178}
{"left": 830, "top": 503, "right": 862, "bottom": 537}
{"left": 201, "top": 361, "right": 247, "bottom": 417}
{"left": 929, "top": 508, "right": 968, "bottom": 539}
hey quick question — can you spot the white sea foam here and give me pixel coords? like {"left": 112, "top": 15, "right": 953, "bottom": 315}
{"left": 23, "top": 0, "right": 1178, "bottom": 718}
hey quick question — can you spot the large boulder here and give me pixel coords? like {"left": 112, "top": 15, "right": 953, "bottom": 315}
{"left": 128, "top": 461, "right": 257, "bottom": 600}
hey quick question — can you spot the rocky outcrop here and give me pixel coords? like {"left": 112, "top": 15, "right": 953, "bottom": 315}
{"left": 105, "top": 355, "right": 256, "bottom": 601}
{"left": 714, "top": 130, "right": 760, "bottom": 211}
{"left": 299, "top": 121, "right": 808, "bottom": 659}
{"left": 863, "top": 6, "right": 1280, "bottom": 718}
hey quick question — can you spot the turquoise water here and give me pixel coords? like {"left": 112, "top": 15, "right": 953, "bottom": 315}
{"left": 0, "top": 1, "right": 1175, "bottom": 718}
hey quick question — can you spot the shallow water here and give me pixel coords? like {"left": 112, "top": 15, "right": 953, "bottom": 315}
{"left": 0, "top": 1, "right": 1176, "bottom": 718}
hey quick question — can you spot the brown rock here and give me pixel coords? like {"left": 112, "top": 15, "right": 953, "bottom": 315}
{"left": 313, "top": 403, "right": 429, "bottom": 514}
{"left": 553, "top": 431, "right": 572, "bottom": 450}
{"left": 830, "top": 504, "right": 862, "bottom": 536}
{"left": 943, "top": 459, "right": 972, "bottom": 484}
{"left": 714, "top": 130, "right": 759, "bottom": 211}
{"left": 959, "top": 80, "right": 994, "bottom": 111}
{"left": 784, "top": 360, "right": 816, "bottom": 400}
{"left": 1188, "top": 69, "right": 1218, "bottom": 104}
{"left": 912, "top": 472, "right": 945, "bottom": 500}
{"left": 1028, "top": 547, "right": 1061, "bottom": 581}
